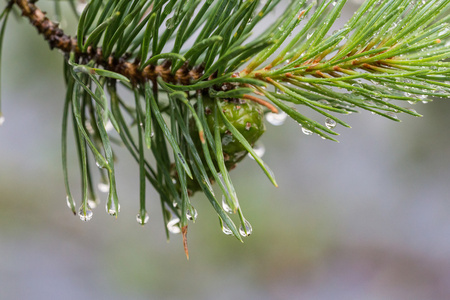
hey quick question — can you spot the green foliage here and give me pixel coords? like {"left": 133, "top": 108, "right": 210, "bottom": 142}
{"left": 0, "top": 0, "right": 449, "bottom": 251}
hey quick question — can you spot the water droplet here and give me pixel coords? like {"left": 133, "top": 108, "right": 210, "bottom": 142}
{"left": 95, "top": 159, "right": 108, "bottom": 169}
{"left": 317, "top": 99, "right": 330, "bottom": 106}
{"left": 248, "top": 143, "right": 265, "bottom": 160}
{"left": 76, "top": 2, "right": 88, "bottom": 14}
{"left": 186, "top": 208, "right": 198, "bottom": 221}
{"left": 301, "top": 126, "right": 313, "bottom": 135}
{"left": 0, "top": 114, "right": 5, "bottom": 126}
{"left": 98, "top": 182, "right": 109, "bottom": 193}
{"left": 165, "top": 17, "right": 175, "bottom": 29}
{"left": 325, "top": 118, "right": 336, "bottom": 129}
{"left": 307, "top": 33, "right": 313, "bottom": 39}
{"left": 87, "top": 198, "right": 99, "bottom": 209}
{"left": 104, "top": 120, "right": 114, "bottom": 132}
{"left": 266, "top": 111, "right": 287, "bottom": 126}
{"left": 136, "top": 212, "right": 149, "bottom": 225}
{"left": 106, "top": 202, "right": 120, "bottom": 216}
{"left": 167, "top": 218, "right": 181, "bottom": 234}
{"left": 222, "top": 195, "right": 233, "bottom": 214}
{"left": 386, "top": 112, "right": 398, "bottom": 119}
{"left": 172, "top": 201, "right": 178, "bottom": 208}
{"left": 78, "top": 205, "right": 93, "bottom": 222}
{"left": 407, "top": 108, "right": 418, "bottom": 114}
{"left": 239, "top": 219, "right": 253, "bottom": 237}
{"left": 66, "top": 195, "right": 74, "bottom": 209}
{"left": 221, "top": 222, "right": 233, "bottom": 235}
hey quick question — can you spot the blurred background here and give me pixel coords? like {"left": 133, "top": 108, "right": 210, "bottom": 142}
{"left": 1, "top": 1, "right": 450, "bottom": 299}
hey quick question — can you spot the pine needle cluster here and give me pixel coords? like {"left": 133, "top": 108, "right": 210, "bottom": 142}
{"left": 1, "top": 0, "right": 449, "bottom": 255}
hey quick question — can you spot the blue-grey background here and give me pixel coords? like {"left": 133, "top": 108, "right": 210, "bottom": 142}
{"left": 1, "top": 1, "right": 450, "bottom": 299}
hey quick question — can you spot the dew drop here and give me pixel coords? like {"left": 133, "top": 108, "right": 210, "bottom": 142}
{"left": 407, "top": 108, "right": 418, "bottom": 114}
{"left": 266, "top": 111, "right": 288, "bottom": 126}
{"left": 222, "top": 195, "right": 233, "bottom": 214}
{"left": 136, "top": 212, "right": 149, "bottom": 225}
{"left": 106, "top": 202, "right": 120, "bottom": 216}
{"left": 76, "top": 2, "right": 88, "bottom": 14}
{"left": 167, "top": 218, "right": 181, "bottom": 234}
{"left": 87, "top": 198, "right": 99, "bottom": 209}
{"left": 248, "top": 143, "right": 265, "bottom": 160}
{"left": 301, "top": 126, "right": 313, "bottom": 135}
{"left": 325, "top": 118, "right": 337, "bottom": 129}
{"left": 78, "top": 206, "right": 93, "bottom": 222}
{"left": 186, "top": 208, "right": 198, "bottom": 220}
{"left": 104, "top": 120, "right": 114, "bottom": 132}
{"left": 0, "top": 114, "right": 5, "bottom": 126}
{"left": 386, "top": 112, "right": 398, "bottom": 119}
{"left": 317, "top": 99, "right": 330, "bottom": 106}
{"left": 98, "top": 182, "right": 109, "bottom": 193}
{"left": 66, "top": 195, "right": 74, "bottom": 209}
{"left": 222, "top": 222, "right": 233, "bottom": 236}
{"left": 276, "top": 89, "right": 285, "bottom": 95}
{"left": 239, "top": 219, "right": 253, "bottom": 237}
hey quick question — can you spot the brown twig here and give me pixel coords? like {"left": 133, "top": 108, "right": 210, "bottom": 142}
{"left": 12, "top": 0, "right": 201, "bottom": 85}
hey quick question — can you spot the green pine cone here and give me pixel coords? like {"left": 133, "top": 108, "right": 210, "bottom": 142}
{"left": 179, "top": 96, "right": 266, "bottom": 194}
{"left": 202, "top": 96, "right": 266, "bottom": 169}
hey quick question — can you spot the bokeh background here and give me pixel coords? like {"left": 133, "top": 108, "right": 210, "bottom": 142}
{"left": 1, "top": 1, "right": 450, "bottom": 299}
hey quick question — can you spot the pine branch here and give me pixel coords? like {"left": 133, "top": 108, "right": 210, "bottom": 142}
{"left": 11, "top": 0, "right": 203, "bottom": 84}
{"left": 1, "top": 0, "right": 449, "bottom": 256}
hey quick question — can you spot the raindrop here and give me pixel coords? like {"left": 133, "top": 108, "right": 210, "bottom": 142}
{"left": 165, "top": 17, "right": 175, "bottom": 29}
{"left": 76, "top": 2, "right": 88, "bottom": 15}
{"left": 172, "top": 201, "right": 178, "bottom": 208}
{"left": 266, "top": 111, "right": 288, "bottom": 126}
{"left": 301, "top": 126, "right": 313, "bottom": 135}
{"left": 106, "top": 202, "right": 120, "bottom": 216}
{"left": 78, "top": 206, "right": 93, "bottom": 222}
{"left": 276, "top": 89, "right": 285, "bottom": 95}
{"left": 186, "top": 207, "right": 198, "bottom": 220}
{"left": 325, "top": 118, "right": 337, "bottom": 129}
{"left": 386, "top": 112, "right": 398, "bottom": 119}
{"left": 104, "top": 120, "right": 114, "bottom": 132}
{"left": 87, "top": 198, "right": 99, "bottom": 209}
{"left": 167, "top": 218, "right": 181, "bottom": 234}
{"left": 317, "top": 99, "right": 330, "bottom": 106}
{"left": 248, "top": 143, "right": 265, "bottom": 160}
{"left": 307, "top": 33, "right": 313, "bottom": 40}
{"left": 136, "top": 212, "right": 150, "bottom": 225}
{"left": 98, "top": 182, "right": 110, "bottom": 193}
{"left": 407, "top": 108, "right": 418, "bottom": 114}
{"left": 222, "top": 222, "right": 233, "bottom": 236}
{"left": 66, "top": 195, "right": 74, "bottom": 209}
{"left": 0, "top": 114, "right": 5, "bottom": 126}
{"left": 239, "top": 219, "right": 253, "bottom": 237}
{"left": 222, "top": 195, "right": 233, "bottom": 214}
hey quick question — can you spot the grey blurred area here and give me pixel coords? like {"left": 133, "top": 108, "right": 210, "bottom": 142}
{"left": 1, "top": 1, "right": 450, "bottom": 300}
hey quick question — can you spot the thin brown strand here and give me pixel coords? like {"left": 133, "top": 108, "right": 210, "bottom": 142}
{"left": 243, "top": 94, "right": 279, "bottom": 113}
